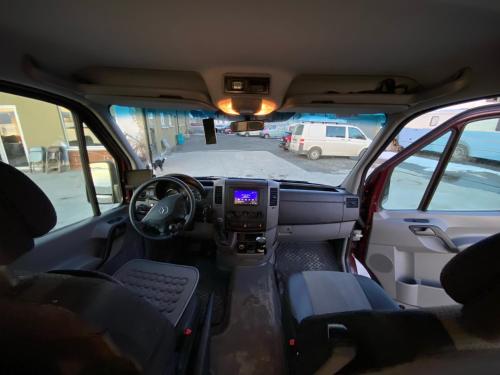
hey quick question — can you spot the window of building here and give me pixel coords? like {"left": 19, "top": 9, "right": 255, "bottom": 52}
{"left": 60, "top": 107, "right": 103, "bottom": 149}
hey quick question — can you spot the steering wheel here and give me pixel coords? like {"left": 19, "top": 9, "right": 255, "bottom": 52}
{"left": 129, "top": 176, "right": 196, "bottom": 240}
{"left": 167, "top": 173, "right": 207, "bottom": 198}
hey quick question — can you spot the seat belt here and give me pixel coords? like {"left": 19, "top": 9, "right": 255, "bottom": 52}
{"left": 315, "top": 324, "right": 356, "bottom": 375}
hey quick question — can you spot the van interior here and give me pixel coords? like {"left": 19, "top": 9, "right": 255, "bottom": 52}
{"left": 1, "top": 1, "right": 500, "bottom": 374}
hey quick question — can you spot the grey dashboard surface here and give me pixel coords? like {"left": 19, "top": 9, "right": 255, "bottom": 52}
{"left": 278, "top": 187, "right": 359, "bottom": 225}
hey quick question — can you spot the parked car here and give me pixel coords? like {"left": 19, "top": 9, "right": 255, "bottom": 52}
{"left": 280, "top": 131, "right": 292, "bottom": 150}
{"left": 260, "top": 124, "right": 287, "bottom": 138}
{"left": 223, "top": 126, "right": 232, "bottom": 134}
{"left": 237, "top": 130, "right": 261, "bottom": 137}
{"left": 215, "top": 124, "right": 226, "bottom": 133}
{"left": 289, "top": 123, "right": 371, "bottom": 160}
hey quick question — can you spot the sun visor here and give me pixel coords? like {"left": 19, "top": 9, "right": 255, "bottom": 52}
{"left": 282, "top": 69, "right": 471, "bottom": 114}
{"left": 75, "top": 67, "right": 215, "bottom": 109}
{"left": 23, "top": 59, "right": 216, "bottom": 110}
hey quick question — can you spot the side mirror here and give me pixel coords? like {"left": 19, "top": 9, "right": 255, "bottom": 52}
{"left": 90, "top": 161, "right": 122, "bottom": 204}
{"left": 230, "top": 120, "right": 264, "bottom": 133}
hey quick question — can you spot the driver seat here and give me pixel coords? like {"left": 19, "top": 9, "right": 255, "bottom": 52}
{"left": 0, "top": 161, "right": 199, "bottom": 374}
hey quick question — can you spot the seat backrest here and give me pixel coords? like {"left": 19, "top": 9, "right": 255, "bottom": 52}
{"left": 0, "top": 161, "right": 56, "bottom": 264}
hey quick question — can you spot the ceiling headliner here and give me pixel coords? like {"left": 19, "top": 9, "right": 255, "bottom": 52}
{"left": 1, "top": 0, "right": 500, "bottom": 112}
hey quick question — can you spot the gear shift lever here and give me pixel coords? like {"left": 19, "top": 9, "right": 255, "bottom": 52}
{"left": 256, "top": 236, "right": 266, "bottom": 244}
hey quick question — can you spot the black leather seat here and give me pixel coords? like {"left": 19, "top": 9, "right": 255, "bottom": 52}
{"left": 286, "top": 234, "right": 500, "bottom": 374}
{"left": 0, "top": 161, "right": 198, "bottom": 374}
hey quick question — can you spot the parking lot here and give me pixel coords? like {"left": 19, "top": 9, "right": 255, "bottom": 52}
{"left": 181, "top": 133, "right": 358, "bottom": 173}
{"left": 160, "top": 133, "right": 362, "bottom": 185}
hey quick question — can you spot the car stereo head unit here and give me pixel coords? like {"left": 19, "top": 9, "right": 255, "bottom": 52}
{"left": 234, "top": 189, "right": 259, "bottom": 206}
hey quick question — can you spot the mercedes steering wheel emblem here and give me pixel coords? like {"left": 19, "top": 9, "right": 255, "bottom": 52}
{"left": 159, "top": 205, "right": 168, "bottom": 215}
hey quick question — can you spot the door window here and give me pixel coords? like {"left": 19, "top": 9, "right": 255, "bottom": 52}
{"left": 326, "top": 126, "right": 345, "bottom": 138}
{"left": 382, "top": 132, "right": 451, "bottom": 209}
{"left": 0, "top": 91, "right": 119, "bottom": 229}
{"left": 348, "top": 127, "right": 366, "bottom": 140}
{"left": 428, "top": 118, "right": 500, "bottom": 211}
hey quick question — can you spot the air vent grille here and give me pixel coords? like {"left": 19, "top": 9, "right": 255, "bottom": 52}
{"left": 269, "top": 188, "right": 278, "bottom": 206}
{"left": 346, "top": 197, "right": 359, "bottom": 208}
{"left": 214, "top": 186, "right": 223, "bottom": 204}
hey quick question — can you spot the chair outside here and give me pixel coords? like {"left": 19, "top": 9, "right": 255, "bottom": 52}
{"left": 46, "top": 146, "right": 64, "bottom": 173}
{"left": 29, "top": 147, "right": 46, "bottom": 172}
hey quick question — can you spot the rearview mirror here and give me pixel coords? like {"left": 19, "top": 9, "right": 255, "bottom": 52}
{"left": 90, "top": 161, "right": 122, "bottom": 204}
{"left": 230, "top": 120, "right": 264, "bottom": 133}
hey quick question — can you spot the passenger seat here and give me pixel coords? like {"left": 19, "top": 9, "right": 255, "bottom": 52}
{"left": 287, "top": 271, "right": 399, "bottom": 324}
{"left": 286, "top": 233, "right": 500, "bottom": 374}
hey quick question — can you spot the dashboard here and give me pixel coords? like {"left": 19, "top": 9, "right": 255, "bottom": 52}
{"left": 135, "top": 175, "right": 360, "bottom": 258}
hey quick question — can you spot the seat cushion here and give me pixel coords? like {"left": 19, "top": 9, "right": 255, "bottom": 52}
{"left": 1, "top": 270, "right": 176, "bottom": 375}
{"left": 114, "top": 259, "right": 199, "bottom": 326}
{"left": 287, "top": 271, "right": 398, "bottom": 323}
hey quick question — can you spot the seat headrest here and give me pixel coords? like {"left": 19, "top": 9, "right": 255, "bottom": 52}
{"left": 441, "top": 232, "right": 500, "bottom": 305}
{"left": 0, "top": 162, "right": 56, "bottom": 264}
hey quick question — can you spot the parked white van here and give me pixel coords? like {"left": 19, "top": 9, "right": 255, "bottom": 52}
{"left": 289, "top": 123, "right": 372, "bottom": 160}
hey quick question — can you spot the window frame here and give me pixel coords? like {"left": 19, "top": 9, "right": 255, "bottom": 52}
{"left": 0, "top": 80, "right": 129, "bottom": 221}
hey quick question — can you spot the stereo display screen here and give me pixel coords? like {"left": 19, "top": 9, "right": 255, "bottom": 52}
{"left": 234, "top": 190, "right": 259, "bottom": 206}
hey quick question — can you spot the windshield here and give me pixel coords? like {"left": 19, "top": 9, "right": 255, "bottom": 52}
{"left": 110, "top": 106, "right": 386, "bottom": 186}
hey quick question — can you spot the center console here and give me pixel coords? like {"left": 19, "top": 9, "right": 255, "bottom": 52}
{"left": 213, "top": 178, "right": 279, "bottom": 268}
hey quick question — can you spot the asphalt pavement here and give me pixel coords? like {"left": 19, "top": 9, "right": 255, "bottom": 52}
{"left": 175, "top": 133, "right": 358, "bottom": 177}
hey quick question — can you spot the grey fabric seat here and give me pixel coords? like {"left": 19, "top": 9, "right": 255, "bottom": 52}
{"left": 287, "top": 271, "right": 399, "bottom": 323}
{"left": 114, "top": 259, "right": 199, "bottom": 326}
{"left": 286, "top": 233, "right": 500, "bottom": 374}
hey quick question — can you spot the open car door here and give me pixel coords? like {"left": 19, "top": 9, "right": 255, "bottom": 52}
{"left": 358, "top": 104, "right": 500, "bottom": 308}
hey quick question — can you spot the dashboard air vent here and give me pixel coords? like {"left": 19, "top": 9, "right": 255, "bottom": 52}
{"left": 345, "top": 197, "right": 359, "bottom": 208}
{"left": 214, "top": 186, "right": 223, "bottom": 204}
{"left": 269, "top": 188, "right": 278, "bottom": 206}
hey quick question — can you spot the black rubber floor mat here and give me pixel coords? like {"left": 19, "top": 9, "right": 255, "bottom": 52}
{"left": 275, "top": 241, "right": 341, "bottom": 283}
{"left": 168, "top": 252, "right": 229, "bottom": 328}
{"left": 193, "top": 260, "right": 229, "bottom": 327}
